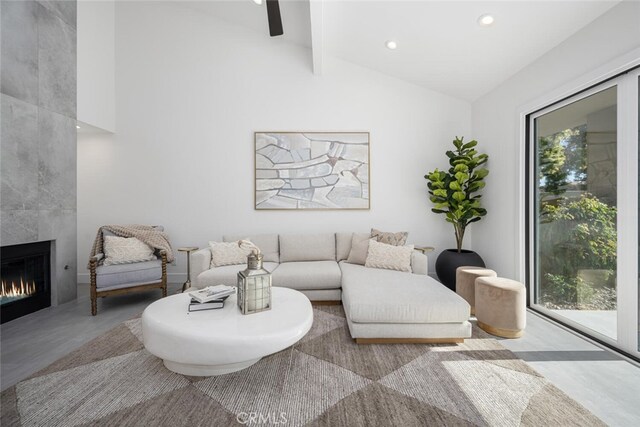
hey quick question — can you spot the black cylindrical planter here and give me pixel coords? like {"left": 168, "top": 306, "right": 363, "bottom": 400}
{"left": 435, "top": 249, "right": 485, "bottom": 291}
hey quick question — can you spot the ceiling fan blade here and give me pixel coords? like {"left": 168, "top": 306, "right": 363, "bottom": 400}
{"left": 266, "top": 0, "right": 284, "bottom": 37}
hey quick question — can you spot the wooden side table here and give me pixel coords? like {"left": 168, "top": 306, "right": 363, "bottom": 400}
{"left": 415, "top": 246, "right": 435, "bottom": 254}
{"left": 178, "top": 247, "right": 199, "bottom": 293}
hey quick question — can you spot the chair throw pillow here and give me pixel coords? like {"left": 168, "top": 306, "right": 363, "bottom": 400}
{"left": 346, "top": 233, "right": 373, "bottom": 265}
{"left": 365, "top": 239, "right": 414, "bottom": 273}
{"left": 103, "top": 236, "right": 156, "bottom": 266}
{"left": 209, "top": 240, "right": 254, "bottom": 268}
{"left": 371, "top": 228, "right": 408, "bottom": 246}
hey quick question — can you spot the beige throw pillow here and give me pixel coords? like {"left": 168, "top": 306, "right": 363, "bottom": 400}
{"left": 103, "top": 236, "right": 156, "bottom": 266}
{"left": 209, "top": 240, "right": 253, "bottom": 268}
{"left": 371, "top": 228, "right": 408, "bottom": 246}
{"left": 346, "top": 233, "right": 373, "bottom": 265}
{"left": 365, "top": 239, "right": 414, "bottom": 273}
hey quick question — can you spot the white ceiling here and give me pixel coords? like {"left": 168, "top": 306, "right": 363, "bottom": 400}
{"left": 178, "top": 0, "right": 621, "bottom": 102}
{"left": 182, "top": 0, "right": 312, "bottom": 47}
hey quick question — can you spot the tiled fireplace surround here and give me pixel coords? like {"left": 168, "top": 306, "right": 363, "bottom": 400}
{"left": 1, "top": 1, "right": 78, "bottom": 308}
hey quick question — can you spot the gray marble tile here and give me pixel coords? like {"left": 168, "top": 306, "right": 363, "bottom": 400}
{"left": 0, "top": 0, "right": 39, "bottom": 104}
{"left": 37, "top": 0, "right": 76, "bottom": 29}
{"left": 39, "top": 209, "right": 77, "bottom": 304}
{"left": 1, "top": 95, "right": 39, "bottom": 210}
{"left": 37, "top": 3, "right": 76, "bottom": 118}
{"left": 38, "top": 109, "right": 76, "bottom": 210}
{"left": 0, "top": 210, "right": 38, "bottom": 246}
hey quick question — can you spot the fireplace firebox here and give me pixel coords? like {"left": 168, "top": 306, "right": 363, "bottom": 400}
{"left": 1, "top": 241, "right": 51, "bottom": 324}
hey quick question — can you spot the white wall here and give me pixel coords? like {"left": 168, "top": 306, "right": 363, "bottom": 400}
{"left": 77, "top": 0, "right": 115, "bottom": 132}
{"left": 77, "top": 1, "right": 471, "bottom": 282}
{"left": 471, "top": 1, "right": 640, "bottom": 279}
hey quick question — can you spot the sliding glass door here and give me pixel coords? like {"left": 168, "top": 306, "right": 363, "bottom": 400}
{"left": 529, "top": 69, "right": 639, "bottom": 358}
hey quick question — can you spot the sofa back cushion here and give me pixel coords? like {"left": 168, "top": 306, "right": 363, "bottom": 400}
{"left": 279, "top": 233, "right": 336, "bottom": 262}
{"left": 223, "top": 234, "right": 279, "bottom": 263}
{"left": 336, "top": 232, "right": 354, "bottom": 261}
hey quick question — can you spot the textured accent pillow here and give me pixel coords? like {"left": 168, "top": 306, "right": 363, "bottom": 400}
{"left": 346, "top": 234, "right": 374, "bottom": 265}
{"left": 103, "top": 236, "right": 156, "bottom": 266}
{"left": 365, "top": 240, "right": 414, "bottom": 273}
{"left": 209, "top": 240, "right": 254, "bottom": 268}
{"left": 371, "top": 228, "right": 408, "bottom": 246}
{"left": 223, "top": 234, "right": 279, "bottom": 263}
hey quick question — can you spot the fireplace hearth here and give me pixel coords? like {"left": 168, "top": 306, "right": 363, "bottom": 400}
{"left": 1, "top": 241, "right": 51, "bottom": 324}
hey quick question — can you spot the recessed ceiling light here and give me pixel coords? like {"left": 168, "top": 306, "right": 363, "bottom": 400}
{"left": 76, "top": 125, "right": 81, "bottom": 129}
{"left": 252, "top": 0, "right": 263, "bottom": 5}
{"left": 385, "top": 40, "right": 397, "bottom": 50}
{"left": 478, "top": 14, "right": 494, "bottom": 27}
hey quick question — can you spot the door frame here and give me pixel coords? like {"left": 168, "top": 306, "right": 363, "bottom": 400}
{"left": 517, "top": 49, "right": 640, "bottom": 359}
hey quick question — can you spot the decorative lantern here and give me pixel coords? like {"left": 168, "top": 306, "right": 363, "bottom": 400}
{"left": 237, "top": 252, "right": 272, "bottom": 314}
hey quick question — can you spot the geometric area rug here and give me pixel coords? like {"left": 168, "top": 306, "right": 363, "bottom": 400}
{"left": 1, "top": 306, "right": 604, "bottom": 427}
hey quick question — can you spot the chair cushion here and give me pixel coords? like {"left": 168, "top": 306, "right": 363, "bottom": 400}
{"left": 197, "top": 262, "right": 279, "bottom": 287}
{"left": 224, "top": 234, "right": 279, "bottom": 263}
{"left": 279, "top": 233, "right": 336, "bottom": 262}
{"left": 272, "top": 261, "right": 341, "bottom": 290}
{"left": 96, "top": 259, "right": 162, "bottom": 288}
{"left": 340, "top": 262, "right": 469, "bottom": 324}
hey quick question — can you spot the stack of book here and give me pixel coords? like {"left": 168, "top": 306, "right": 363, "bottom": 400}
{"left": 187, "top": 285, "right": 235, "bottom": 312}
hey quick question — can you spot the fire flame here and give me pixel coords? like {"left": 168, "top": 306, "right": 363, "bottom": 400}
{"left": 1, "top": 277, "right": 37, "bottom": 299}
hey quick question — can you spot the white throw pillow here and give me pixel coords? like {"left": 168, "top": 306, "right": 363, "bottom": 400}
{"left": 365, "top": 239, "right": 414, "bottom": 273}
{"left": 209, "top": 240, "right": 253, "bottom": 268}
{"left": 103, "top": 236, "right": 156, "bottom": 266}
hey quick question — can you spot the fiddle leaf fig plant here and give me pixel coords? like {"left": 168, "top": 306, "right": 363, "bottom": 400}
{"left": 424, "top": 137, "right": 489, "bottom": 253}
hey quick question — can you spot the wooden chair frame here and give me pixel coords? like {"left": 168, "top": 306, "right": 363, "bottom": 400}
{"left": 90, "top": 250, "right": 168, "bottom": 316}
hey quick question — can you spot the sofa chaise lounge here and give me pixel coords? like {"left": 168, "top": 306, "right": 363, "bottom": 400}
{"left": 190, "top": 233, "right": 471, "bottom": 343}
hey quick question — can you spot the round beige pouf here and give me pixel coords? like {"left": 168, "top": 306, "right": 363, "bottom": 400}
{"left": 475, "top": 277, "right": 526, "bottom": 338}
{"left": 455, "top": 266, "right": 497, "bottom": 315}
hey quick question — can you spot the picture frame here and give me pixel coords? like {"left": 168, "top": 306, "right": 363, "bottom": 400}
{"left": 254, "top": 132, "right": 370, "bottom": 210}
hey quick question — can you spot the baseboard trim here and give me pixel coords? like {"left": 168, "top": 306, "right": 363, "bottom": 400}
{"left": 311, "top": 300, "right": 341, "bottom": 306}
{"left": 355, "top": 337, "right": 464, "bottom": 345}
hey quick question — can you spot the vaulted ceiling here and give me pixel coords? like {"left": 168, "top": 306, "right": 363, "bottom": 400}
{"left": 181, "top": 0, "right": 620, "bottom": 101}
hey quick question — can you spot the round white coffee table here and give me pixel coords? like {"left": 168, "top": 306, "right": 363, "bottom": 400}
{"left": 142, "top": 286, "right": 313, "bottom": 376}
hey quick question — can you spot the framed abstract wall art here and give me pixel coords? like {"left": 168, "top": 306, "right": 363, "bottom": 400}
{"left": 255, "top": 132, "right": 370, "bottom": 210}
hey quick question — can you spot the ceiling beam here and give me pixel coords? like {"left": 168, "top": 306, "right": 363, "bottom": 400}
{"left": 309, "top": 0, "right": 323, "bottom": 75}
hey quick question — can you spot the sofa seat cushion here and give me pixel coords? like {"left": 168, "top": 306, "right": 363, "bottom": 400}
{"left": 340, "top": 262, "right": 470, "bottom": 324}
{"left": 96, "top": 259, "right": 162, "bottom": 289}
{"left": 197, "top": 262, "right": 279, "bottom": 287}
{"left": 272, "top": 261, "right": 341, "bottom": 290}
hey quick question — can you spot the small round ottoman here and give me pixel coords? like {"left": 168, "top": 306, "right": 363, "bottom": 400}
{"left": 475, "top": 277, "right": 526, "bottom": 338}
{"left": 455, "top": 266, "right": 497, "bottom": 315}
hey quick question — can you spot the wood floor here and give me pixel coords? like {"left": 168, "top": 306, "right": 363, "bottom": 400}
{"left": 2, "top": 283, "right": 639, "bottom": 426}
{"left": 1, "top": 282, "right": 181, "bottom": 391}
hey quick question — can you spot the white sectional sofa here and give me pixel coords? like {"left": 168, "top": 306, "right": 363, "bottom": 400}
{"left": 190, "top": 233, "right": 472, "bottom": 343}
